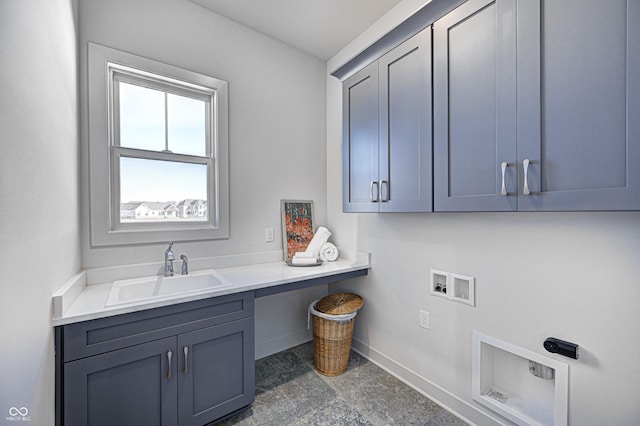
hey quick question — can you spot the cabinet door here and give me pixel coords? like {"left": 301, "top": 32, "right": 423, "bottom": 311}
{"left": 517, "top": 0, "right": 640, "bottom": 210}
{"left": 343, "top": 62, "right": 379, "bottom": 212}
{"left": 64, "top": 337, "right": 177, "bottom": 426}
{"left": 177, "top": 317, "right": 255, "bottom": 426}
{"left": 434, "top": 0, "right": 517, "bottom": 211}
{"left": 379, "top": 27, "right": 433, "bottom": 212}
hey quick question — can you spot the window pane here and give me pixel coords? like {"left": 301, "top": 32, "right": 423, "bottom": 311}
{"left": 119, "top": 83, "right": 166, "bottom": 151}
{"left": 120, "top": 157, "right": 208, "bottom": 222}
{"left": 168, "top": 93, "right": 207, "bottom": 156}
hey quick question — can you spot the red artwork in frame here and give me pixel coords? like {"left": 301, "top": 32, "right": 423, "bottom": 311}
{"left": 280, "top": 200, "right": 314, "bottom": 261}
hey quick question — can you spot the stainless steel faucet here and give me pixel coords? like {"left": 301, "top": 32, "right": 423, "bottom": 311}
{"left": 164, "top": 241, "right": 175, "bottom": 277}
{"left": 180, "top": 254, "right": 189, "bottom": 275}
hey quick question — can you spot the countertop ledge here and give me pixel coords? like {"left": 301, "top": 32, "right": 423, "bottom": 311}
{"left": 52, "top": 249, "right": 370, "bottom": 326}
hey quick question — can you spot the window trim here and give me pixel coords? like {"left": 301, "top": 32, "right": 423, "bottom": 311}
{"left": 88, "top": 43, "right": 229, "bottom": 246}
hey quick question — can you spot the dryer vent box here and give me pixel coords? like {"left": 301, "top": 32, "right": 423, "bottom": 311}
{"left": 472, "top": 332, "right": 568, "bottom": 426}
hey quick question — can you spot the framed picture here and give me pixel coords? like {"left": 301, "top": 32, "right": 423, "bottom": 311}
{"left": 280, "top": 200, "right": 314, "bottom": 261}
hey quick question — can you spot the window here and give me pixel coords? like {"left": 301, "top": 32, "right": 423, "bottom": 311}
{"left": 113, "top": 71, "right": 210, "bottom": 225}
{"left": 88, "top": 43, "right": 229, "bottom": 246}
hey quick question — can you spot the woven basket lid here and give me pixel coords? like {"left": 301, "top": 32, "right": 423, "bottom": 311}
{"left": 317, "top": 293, "right": 363, "bottom": 315}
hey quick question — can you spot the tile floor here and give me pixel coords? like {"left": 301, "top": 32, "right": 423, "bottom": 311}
{"left": 219, "top": 342, "right": 468, "bottom": 426}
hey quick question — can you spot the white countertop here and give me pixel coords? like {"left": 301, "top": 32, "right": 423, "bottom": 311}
{"left": 52, "top": 250, "right": 370, "bottom": 326}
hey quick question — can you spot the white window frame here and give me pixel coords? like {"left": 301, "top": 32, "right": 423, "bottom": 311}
{"left": 88, "top": 43, "right": 229, "bottom": 246}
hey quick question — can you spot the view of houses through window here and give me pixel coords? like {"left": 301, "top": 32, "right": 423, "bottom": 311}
{"left": 118, "top": 156, "right": 209, "bottom": 223}
{"left": 120, "top": 199, "right": 207, "bottom": 222}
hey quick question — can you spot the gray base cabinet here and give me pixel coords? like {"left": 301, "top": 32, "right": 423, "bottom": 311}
{"left": 64, "top": 337, "right": 177, "bottom": 425}
{"left": 343, "top": 26, "right": 433, "bottom": 213}
{"left": 178, "top": 318, "right": 254, "bottom": 426}
{"left": 56, "top": 293, "right": 255, "bottom": 426}
{"left": 434, "top": 0, "right": 640, "bottom": 211}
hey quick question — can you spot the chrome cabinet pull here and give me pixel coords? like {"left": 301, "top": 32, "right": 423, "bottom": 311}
{"left": 370, "top": 181, "right": 379, "bottom": 203}
{"left": 522, "top": 159, "right": 531, "bottom": 195}
{"left": 167, "top": 350, "right": 173, "bottom": 380}
{"left": 380, "top": 180, "right": 389, "bottom": 202}
{"left": 501, "top": 162, "right": 508, "bottom": 196}
{"left": 183, "top": 346, "right": 189, "bottom": 374}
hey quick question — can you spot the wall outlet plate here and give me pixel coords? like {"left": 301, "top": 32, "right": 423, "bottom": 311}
{"left": 419, "top": 310, "right": 430, "bottom": 330}
{"left": 265, "top": 227, "right": 274, "bottom": 242}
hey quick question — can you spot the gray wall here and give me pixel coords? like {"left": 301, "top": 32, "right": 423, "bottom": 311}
{"left": 0, "top": 0, "right": 81, "bottom": 424}
{"left": 326, "top": 2, "right": 640, "bottom": 424}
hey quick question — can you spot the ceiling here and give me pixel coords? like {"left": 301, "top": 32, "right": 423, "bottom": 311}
{"left": 189, "top": 0, "right": 404, "bottom": 60}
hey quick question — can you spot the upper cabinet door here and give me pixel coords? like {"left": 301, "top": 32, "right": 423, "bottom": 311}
{"left": 343, "top": 63, "right": 379, "bottom": 212}
{"left": 434, "top": 0, "right": 517, "bottom": 212}
{"left": 517, "top": 0, "right": 640, "bottom": 211}
{"left": 379, "top": 27, "right": 433, "bottom": 212}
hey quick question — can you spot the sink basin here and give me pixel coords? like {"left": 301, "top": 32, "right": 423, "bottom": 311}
{"left": 106, "top": 271, "right": 232, "bottom": 306}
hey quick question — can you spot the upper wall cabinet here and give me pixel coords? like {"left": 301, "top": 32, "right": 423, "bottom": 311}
{"left": 343, "top": 27, "right": 433, "bottom": 213}
{"left": 517, "top": 0, "right": 640, "bottom": 211}
{"left": 434, "top": 0, "right": 640, "bottom": 211}
{"left": 342, "top": 62, "right": 379, "bottom": 212}
{"left": 434, "top": 0, "right": 517, "bottom": 211}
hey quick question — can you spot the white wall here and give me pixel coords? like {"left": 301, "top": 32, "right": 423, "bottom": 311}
{"left": 78, "top": 0, "right": 327, "bottom": 267}
{"left": 0, "top": 1, "right": 328, "bottom": 423}
{"left": 0, "top": 1, "right": 80, "bottom": 424}
{"left": 326, "top": 1, "right": 640, "bottom": 425}
{"left": 77, "top": 0, "right": 328, "bottom": 357}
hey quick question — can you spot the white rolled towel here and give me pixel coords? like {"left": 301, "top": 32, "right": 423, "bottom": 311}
{"left": 293, "top": 251, "right": 315, "bottom": 259}
{"left": 291, "top": 250, "right": 317, "bottom": 265}
{"left": 304, "top": 226, "right": 332, "bottom": 258}
{"left": 291, "top": 257, "right": 318, "bottom": 266}
{"left": 319, "top": 242, "right": 339, "bottom": 262}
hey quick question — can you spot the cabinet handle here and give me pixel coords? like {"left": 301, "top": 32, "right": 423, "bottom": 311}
{"left": 522, "top": 159, "right": 531, "bottom": 195}
{"left": 500, "top": 162, "right": 508, "bottom": 196}
{"left": 380, "top": 180, "right": 389, "bottom": 202}
{"left": 167, "top": 350, "right": 173, "bottom": 380}
{"left": 370, "top": 181, "right": 379, "bottom": 203}
{"left": 183, "top": 346, "right": 189, "bottom": 374}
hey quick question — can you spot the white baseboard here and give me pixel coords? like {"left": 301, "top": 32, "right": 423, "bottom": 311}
{"left": 255, "top": 329, "right": 312, "bottom": 360}
{"left": 350, "top": 338, "right": 509, "bottom": 426}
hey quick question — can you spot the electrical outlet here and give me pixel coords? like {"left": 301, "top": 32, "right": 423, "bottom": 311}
{"left": 419, "top": 310, "right": 430, "bottom": 330}
{"left": 265, "top": 227, "right": 274, "bottom": 242}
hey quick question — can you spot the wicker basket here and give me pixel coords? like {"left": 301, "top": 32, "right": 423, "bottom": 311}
{"left": 309, "top": 293, "right": 363, "bottom": 376}
{"left": 312, "top": 314, "right": 355, "bottom": 376}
